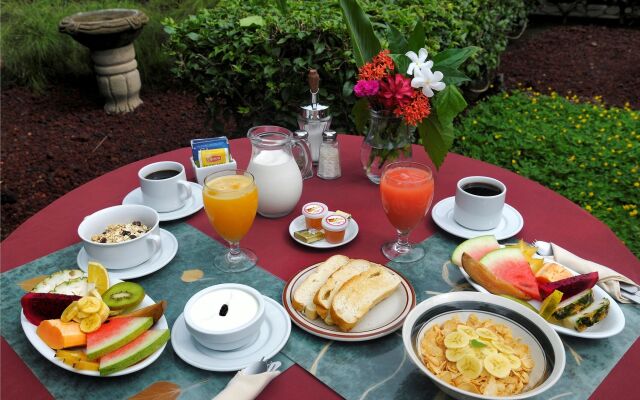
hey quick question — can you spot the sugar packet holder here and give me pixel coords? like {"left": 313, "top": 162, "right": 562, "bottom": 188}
{"left": 191, "top": 157, "right": 237, "bottom": 186}
{"left": 191, "top": 137, "right": 230, "bottom": 168}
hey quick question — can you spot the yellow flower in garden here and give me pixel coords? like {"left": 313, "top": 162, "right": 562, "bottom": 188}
{"left": 631, "top": 209, "right": 638, "bottom": 217}
{"left": 585, "top": 205, "right": 592, "bottom": 211}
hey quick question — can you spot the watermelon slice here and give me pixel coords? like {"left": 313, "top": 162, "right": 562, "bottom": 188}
{"left": 539, "top": 272, "right": 599, "bottom": 300}
{"left": 451, "top": 235, "right": 500, "bottom": 267}
{"left": 86, "top": 317, "right": 152, "bottom": 360}
{"left": 99, "top": 329, "right": 169, "bottom": 376}
{"left": 21, "top": 293, "right": 81, "bottom": 325}
{"left": 480, "top": 248, "right": 541, "bottom": 300}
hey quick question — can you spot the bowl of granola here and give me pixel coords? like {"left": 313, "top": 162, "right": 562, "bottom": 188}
{"left": 78, "top": 204, "right": 160, "bottom": 269}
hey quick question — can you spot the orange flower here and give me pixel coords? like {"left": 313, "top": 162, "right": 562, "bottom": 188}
{"left": 395, "top": 91, "right": 431, "bottom": 126}
{"left": 358, "top": 50, "right": 395, "bottom": 80}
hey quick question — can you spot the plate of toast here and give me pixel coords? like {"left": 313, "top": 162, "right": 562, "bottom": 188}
{"left": 282, "top": 255, "right": 416, "bottom": 341}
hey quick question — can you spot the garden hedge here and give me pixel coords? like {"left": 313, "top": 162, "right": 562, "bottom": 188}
{"left": 163, "top": 0, "right": 527, "bottom": 134}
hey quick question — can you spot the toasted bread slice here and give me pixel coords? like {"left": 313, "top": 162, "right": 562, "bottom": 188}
{"left": 314, "top": 259, "right": 371, "bottom": 325}
{"left": 329, "top": 265, "right": 401, "bottom": 332}
{"left": 292, "top": 255, "right": 350, "bottom": 319}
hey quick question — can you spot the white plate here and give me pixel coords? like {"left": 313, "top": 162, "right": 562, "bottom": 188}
{"left": 122, "top": 182, "right": 204, "bottom": 222}
{"left": 459, "top": 261, "right": 625, "bottom": 339}
{"left": 171, "top": 296, "right": 291, "bottom": 372}
{"left": 78, "top": 229, "right": 178, "bottom": 280}
{"left": 282, "top": 263, "right": 416, "bottom": 341}
{"left": 288, "top": 215, "right": 359, "bottom": 248}
{"left": 432, "top": 196, "right": 523, "bottom": 240}
{"left": 20, "top": 279, "right": 169, "bottom": 377}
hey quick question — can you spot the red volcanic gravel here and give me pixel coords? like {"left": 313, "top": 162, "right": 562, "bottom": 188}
{"left": 498, "top": 24, "right": 640, "bottom": 108}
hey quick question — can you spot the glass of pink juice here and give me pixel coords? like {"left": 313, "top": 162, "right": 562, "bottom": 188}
{"left": 380, "top": 161, "right": 434, "bottom": 262}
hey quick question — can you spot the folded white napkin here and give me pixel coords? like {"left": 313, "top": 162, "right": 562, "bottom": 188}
{"left": 550, "top": 242, "right": 639, "bottom": 303}
{"left": 212, "top": 371, "right": 280, "bottom": 400}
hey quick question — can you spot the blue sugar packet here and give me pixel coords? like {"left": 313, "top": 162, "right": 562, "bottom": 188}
{"left": 191, "top": 137, "right": 229, "bottom": 167}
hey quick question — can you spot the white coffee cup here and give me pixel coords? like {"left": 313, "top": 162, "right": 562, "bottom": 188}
{"left": 453, "top": 176, "right": 506, "bottom": 230}
{"left": 139, "top": 161, "right": 192, "bottom": 212}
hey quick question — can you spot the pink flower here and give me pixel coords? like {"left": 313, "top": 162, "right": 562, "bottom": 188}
{"left": 378, "top": 74, "right": 413, "bottom": 110}
{"left": 353, "top": 80, "right": 380, "bottom": 97}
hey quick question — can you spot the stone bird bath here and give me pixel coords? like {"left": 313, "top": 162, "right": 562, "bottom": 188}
{"left": 59, "top": 9, "right": 148, "bottom": 114}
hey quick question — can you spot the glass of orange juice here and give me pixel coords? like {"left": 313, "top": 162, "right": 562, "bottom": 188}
{"left": 380, "top": 161, "right": 434, "bottom": 262}
{"left": 203, "top": 169, "right": 259, "bottom": 272}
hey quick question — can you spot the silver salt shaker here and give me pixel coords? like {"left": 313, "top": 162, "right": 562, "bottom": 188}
{"left": 298, "top": 69, "right": 331, "bottom": 165}
{"left": 317, "top": 130, "right": 341, "bottom": 180}
{"left": 294, "top": 130, "right": 314, "bottom": 179}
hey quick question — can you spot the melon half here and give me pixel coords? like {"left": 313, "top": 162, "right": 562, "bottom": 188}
{"left": 451, "top": 235, "right": 500, "bottom": 267}
{"left": 480, "top": 248, "right": 541, "bottom": 300}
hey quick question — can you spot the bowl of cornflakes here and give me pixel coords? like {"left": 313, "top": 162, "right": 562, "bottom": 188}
{"left": 402, "top": 292, "right": 565, "bottom": 400}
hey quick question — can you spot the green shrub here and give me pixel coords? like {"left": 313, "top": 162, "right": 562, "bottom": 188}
{"left": 163, "top": 0, "right": 526, "bottom": 134}
{"left": 453, "top": 90, "right": 640, "bottom": 257}
{"left": 0, "top": 0, "right": 219, "bottom": 91}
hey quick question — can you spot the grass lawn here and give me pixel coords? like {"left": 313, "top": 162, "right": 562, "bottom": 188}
{"left": 453, "top": 89, "right": 639, "bottom": 258}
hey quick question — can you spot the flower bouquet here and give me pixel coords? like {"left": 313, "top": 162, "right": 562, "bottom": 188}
{"left": 340, "top": 0, "right": 478, "bottom": 179}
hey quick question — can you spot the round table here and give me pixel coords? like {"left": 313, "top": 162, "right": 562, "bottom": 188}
{"left": 2, "top": 135, "right": 638, "bottom": 399}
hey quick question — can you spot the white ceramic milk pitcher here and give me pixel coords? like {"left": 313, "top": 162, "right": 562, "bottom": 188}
{"left": 247, "top": 126, "right": 312, "bottom": 218}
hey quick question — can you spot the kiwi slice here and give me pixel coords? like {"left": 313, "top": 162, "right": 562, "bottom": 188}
{"left": 102, "top": 282, "right": 145, "bottom": 311}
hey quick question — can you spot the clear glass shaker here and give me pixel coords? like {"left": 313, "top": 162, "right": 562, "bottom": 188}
{"left": 293, "top": 130, "right": 314, "bottom": 179}
{"left": 317, "top": 130, "right": 341, "bottom": 180}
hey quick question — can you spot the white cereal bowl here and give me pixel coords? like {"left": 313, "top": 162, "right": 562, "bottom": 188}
{"left": 402, "top": 292, "right": 565, "bottom": 400}
{"left": 78, "top": 204, "right": 161, "bottom": 269}
{"left": 184, "top": 284, "right": 265, "bottom": 351}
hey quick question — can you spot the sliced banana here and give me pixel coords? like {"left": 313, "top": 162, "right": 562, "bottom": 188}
{"left": 493, "top": 341, "right": 515, "bottom": 354}
{"left": 445, "top": 347, "right": 470, "bottom": 362}
{"left": 60, "top": 302, "right": 79, "bottom": 323}
{"left": 98, "top": 302, "right": 110, "bottom": 323}
{"left": 89, "top": 288, "right": 102, "bottom": 298}
{"left": 476, "top": 327, "right": 498, "bottom": 341}
{"left": 507, "top": 354, "right": 522, "bottom": 370}
{"left": 456, "top": 354, "right": 483, "bottom": 380}
{"left": 481, "top": 346, "right": 498, "bottom": 357}
{"left": 444, "top": 331, "right": 470, "bottom": 349}
{"left": 456, "top": 324, "right": 478, "bottom": 339}
{"left": 78, "top": 296, "right": 102, "bottom": 313}
{"left": 79, "top": 313, "right": 102, "bottom": 333}
{"left": 484, "top": 353, "right": 512, "bottom": 378}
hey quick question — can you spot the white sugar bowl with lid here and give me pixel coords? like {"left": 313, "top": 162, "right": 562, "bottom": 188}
{"left": 184, "top": 284, "right": 265, "bottom": 351}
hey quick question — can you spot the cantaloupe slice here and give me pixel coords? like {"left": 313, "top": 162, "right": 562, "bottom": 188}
{"left": 36, "top": 319, "right": 86, "bottom": 349}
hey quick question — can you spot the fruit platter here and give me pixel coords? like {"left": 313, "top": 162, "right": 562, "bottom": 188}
{"left": 20, "top": 263, "right": 169, "bottom": 376}
{"left": 451, "top": 236, "right": 625, "bottom": 339}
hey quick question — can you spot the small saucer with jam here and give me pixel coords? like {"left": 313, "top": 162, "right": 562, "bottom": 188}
{"left": 288, "top": 210, "right": 359, "bottom": 249}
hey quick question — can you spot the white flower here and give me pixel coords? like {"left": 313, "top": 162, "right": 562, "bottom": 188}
{"left": 405, "top": 48, "right": 433, "bottom": 76}
{"left": 411, "top": 65, "right": 446, "bottom": 98}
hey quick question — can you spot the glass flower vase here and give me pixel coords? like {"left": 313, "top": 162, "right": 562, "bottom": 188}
{"left": 360, "top": 109, "right": 415, "bottom": 184}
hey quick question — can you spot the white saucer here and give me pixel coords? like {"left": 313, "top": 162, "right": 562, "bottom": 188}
{"left": 171, "top": 296, "right": 291, "bottom": 372}
{"left": 431, "top": 196, "right": 523, "bottom": 240}
{"left": 288, "top": 214, "right": 359, "bottom": 248}
{"left": 77, "top": 229, "right": 178, "bottom": 279}
{"left": 122, "top": 182, "right": 204, "bottom": 222}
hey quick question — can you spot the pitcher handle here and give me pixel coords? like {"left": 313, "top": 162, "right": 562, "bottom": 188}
{"left": 292, "top": 136, "right": 313, "bottom": 179}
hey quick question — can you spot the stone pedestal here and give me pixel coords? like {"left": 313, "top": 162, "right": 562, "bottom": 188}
{"left": 59, "top": 9, "right": 148, "bottom": 114}
{"left": 92, "top": 44, "right": 142, "bottom": 114}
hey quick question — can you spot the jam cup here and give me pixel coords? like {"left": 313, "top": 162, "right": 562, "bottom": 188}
{"left": 302, "top": 202, "right": 328, "bottom": 230}
{"left": 321, "top": 213, "right": 348, "bottom": 244}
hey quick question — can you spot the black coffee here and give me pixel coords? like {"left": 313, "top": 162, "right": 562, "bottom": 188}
{"left": 462, "top": 183, "right": 502, "bottom": 197}
{"left": 145, "top": 169, "right": 180, "bottom": 180}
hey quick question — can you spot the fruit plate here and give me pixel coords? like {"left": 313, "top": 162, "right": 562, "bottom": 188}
{"left": 20, "top": 279, "right": 169, "bottom": 377}
{"left": 282, "top": 263, "right": 416, "bottom": 341}
{"left": 459, "top": 263, "right": 625, "bottom": 339}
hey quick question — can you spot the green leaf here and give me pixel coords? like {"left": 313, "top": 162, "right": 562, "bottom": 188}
{"left": 389, "top": 54, "right": 410, "bottom": 78}
{"left": 407, "top": 21, "right": 425, "bottom": 52}
{"left": 352, "top": 98, "right": 370, "bottom": 135}
{"left": 435, "top": 66, "right": 472, "bottom": 85}
{"left": 274, "top": 0, "right": 288, "bottom": 15}
{"left": 239, "top": 16, "right": 264, "bottom": 27}
{"left": 418, "top": 111, "right": 454, "bottom": 169}
{"left": 388, "top": 27, "right": 408, "bottom": 54}
{"left": 186, "top": 32, "right": 200, "bottom": 41}
{"left": 434, "top": 85, "right": 467, "bottom": 124}
{"left": 432, "top": 46, "right": 481, "bottom": 71}
{"left": 339, "top": 0, "right": 381, "bottom": 67}
{"left": 470, "top": 339, "right": 487, "bottom": 348}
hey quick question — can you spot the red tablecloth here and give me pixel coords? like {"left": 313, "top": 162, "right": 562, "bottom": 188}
{"left": 2, "top": 135, "right": 638, "bottom": 399}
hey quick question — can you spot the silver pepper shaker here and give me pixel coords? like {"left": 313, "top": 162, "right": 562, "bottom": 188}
{"left": 293, "top": 130, "right": 314, "bottom": 179}
{"left": 298, "top": 69, "right": 331, "bottom": 165}
{"left": 317, "top": 130, "right": 341, "bottom": 180}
